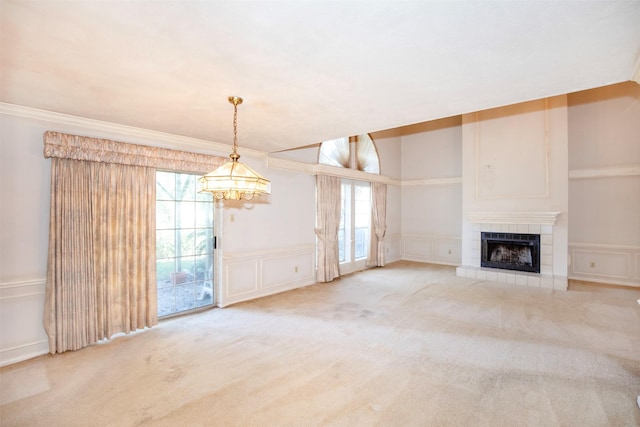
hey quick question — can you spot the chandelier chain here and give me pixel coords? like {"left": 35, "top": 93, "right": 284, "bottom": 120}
{"left": 232, "top": 102, "right": 238, "bottom": 152}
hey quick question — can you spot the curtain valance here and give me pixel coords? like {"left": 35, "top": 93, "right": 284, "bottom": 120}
{"left": 43, "top": 131, "right": 226, "bottom": 174}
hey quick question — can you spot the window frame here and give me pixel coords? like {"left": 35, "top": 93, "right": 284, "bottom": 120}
{"left": 338, "top": 179, "right": 371, "bottom": 275}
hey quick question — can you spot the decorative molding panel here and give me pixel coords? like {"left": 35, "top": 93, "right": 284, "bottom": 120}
{"left": 0, "top": 279, "right": 49, "bottom": 366}
{"left": 262, "top": 251, "right": 314, "bottom": 290}
{"left": 384, "top": 234, "right": 403, "bottom": 264}
{"left": 225, "top": 260, "right": 259, "bottom": 297}
{"left": 572, "top": 250, "right": 630, "bottom": 279}
{"left": 403, "top": 236, "right": 434, "bottom": 260}
{"left": 474, "top": 99, "right": 550, "bottom": 199}
{"left": 221, "top": 245, "right": 316, "bottom": 307}
{"left": 466, "top": 211, "right": 560, "bottom": 225}
{"left": 401, "top": 234, "right": 462, "bottom": 266}
{"left": 568, "top": 243, "right": 640, "bottom": 287}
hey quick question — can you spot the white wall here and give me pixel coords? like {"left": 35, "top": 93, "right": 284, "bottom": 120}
{"left": 219, "top": 162, "right": 317, "bottom": 307}
{"left": 567, "top": 81, "right": 640, "bottom": 286}
{"left": 372, "top": 134, "right": 402, "bottom": 262}
{"left": 0, "top": 115, "right": 51, "bottom": 282}
{"left": 1, "top": 114, "right": 52, "bottom": 365}
{"left": 398, "top": 117, "right": 463, "bottom": 265}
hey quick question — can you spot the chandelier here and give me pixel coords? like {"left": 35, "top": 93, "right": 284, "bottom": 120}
{"left": 199, "top": 96, "right": 271, "bottom": 200}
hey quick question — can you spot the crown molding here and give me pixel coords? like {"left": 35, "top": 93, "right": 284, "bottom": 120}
{"left": 266, "top": 156, "right": 315, "bottom": 174}
{"left": 0, "top": 102, "right": 269, "bottom": 158}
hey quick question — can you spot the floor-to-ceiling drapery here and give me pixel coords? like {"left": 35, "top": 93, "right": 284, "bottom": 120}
{"left": 45, "top": 158, "right": 157, "bottom": 353}
{"left": 43, "top": 131, "right": 225, "bottom": 354}
{"left": 315, "top": 174, "right": 341, "bottom": 282}
{"left": 368, "top": 182, "right": 387, "bottom": 267}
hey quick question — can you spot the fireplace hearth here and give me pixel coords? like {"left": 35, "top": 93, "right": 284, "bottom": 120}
{"left": 481, "top": 232, "right": 540, "bottom": 273}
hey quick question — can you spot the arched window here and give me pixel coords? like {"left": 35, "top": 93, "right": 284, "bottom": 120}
{"left": 316, "top": 134, "right": 381, "bottom": 275}
{"left": 355, "top": 134, "right": 380, "bottom": 174}
{"left": 318, "top": 137, "right": 350, "bottom": 168}
{"left": 318, "top": 134, "right": 380, "bottom": 174}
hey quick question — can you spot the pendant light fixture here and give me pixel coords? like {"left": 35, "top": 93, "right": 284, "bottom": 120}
{"left": 199, "top": 96, "right": 271, "bottom": 200}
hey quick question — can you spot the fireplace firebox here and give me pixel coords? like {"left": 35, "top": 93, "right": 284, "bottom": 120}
{"left": 481, "top": 232, "right": 540, "bottom": 273}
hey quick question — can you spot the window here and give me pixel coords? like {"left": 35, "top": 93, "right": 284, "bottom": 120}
{"left": 318, "top": 134, "right": 380, "bottom": 174}
{"left": 156, "top": 172, "right": 215, "bottom": 317}
{"left": 338, "top": 180, "right": 371, "bottom": 272}
{"left": 317, "top": 133, "right": 380, "bottom": 276}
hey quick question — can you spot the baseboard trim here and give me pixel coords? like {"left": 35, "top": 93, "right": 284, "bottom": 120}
{"left": 1, "top": 340, "right": 49, "bottom": 367}
{"left": 567, "top": 275, "right": 640, "bottom": 289}
{"left": 219, "top": 278, "right": 317, "bottom": 308}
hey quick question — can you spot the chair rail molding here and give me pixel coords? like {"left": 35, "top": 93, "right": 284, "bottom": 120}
{"left": 401, "top": 177, "right": 462, "bottom": 187}
{"left": 569, "top": 165, "right": 640, "bottom": 179}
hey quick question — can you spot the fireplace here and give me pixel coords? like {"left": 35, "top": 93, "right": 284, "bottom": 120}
{"left": 481, "top": 232, "right": 540, "bottom": 273}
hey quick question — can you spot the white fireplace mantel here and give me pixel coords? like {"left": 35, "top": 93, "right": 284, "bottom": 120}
{"left": 466, "top": 211, "right": 561, "bottom": 225}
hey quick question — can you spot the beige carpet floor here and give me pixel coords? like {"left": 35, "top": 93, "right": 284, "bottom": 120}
{"left": 2, "top": 261, "right": 640, "bottom": 426}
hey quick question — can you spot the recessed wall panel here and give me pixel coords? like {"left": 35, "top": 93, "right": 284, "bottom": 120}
{"left": 572, "top": 250, "right": 630, "bottom": 279}
{"left": 225, "top": 261, "right": 258, "bottom": 297}
{"left": 476, "top": 100, "right": 549, "bottom": 199}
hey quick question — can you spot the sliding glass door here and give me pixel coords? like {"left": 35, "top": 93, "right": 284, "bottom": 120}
{"left": 156, "top": 172, "right": 215, "bottom": 317}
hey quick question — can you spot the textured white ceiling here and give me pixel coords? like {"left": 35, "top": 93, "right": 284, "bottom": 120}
{"left": 2, "top": 1, "right": 639, "bottom": 153}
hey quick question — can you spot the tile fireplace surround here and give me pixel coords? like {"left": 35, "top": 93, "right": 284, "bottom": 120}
{"left": 456, "top": 212, "right": 567, "bottom": 290}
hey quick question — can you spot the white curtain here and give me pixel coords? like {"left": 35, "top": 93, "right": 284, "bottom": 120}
{"left": 42, "top": 131, "right": 226, "bottom": 354}
{"left": 368, "top": 182, "right": 387, "bottom": 267}
{"left": 44, "top": 158, "right": 157, "bottom": 353}
{"left": 315, "top": 175, "right": 341, "bottom": 282}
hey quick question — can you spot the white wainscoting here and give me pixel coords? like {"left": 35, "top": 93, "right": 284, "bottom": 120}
{"left": 568, "top": 243, "right": 640, "bottom": 287}
{"left": 221, "top": 245, "right": 316, "bottom": 307}
{"left": 401, "top": 234, "right": 462, "bottom": 266}
{"left": 384, "top": 233, "right": 402, "bottom": 264}
{"left": 0, "top": 279, "right": 49, "bottom": 367}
